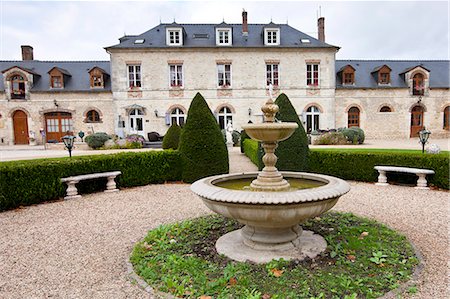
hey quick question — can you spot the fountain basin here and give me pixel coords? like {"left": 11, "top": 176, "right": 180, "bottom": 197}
{"left": 242, "top": 123, "right": 298, "bottom": 142}
{"left": 191, "top": 171, "right": 350, "bottom": 262}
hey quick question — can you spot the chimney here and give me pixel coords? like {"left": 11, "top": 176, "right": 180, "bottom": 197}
{"left": 21, "top": 45, "right": 34, "bottom": 60}
{"left": 317, "top": 17, "right": 325, "bottom": 42}
{"left": 242, "top": 9, "right": 248, "bottom": 36}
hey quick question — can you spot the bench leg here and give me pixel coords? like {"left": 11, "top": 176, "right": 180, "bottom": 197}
{"left": 64, "top": 180, "right": 81, "bottom": 200}
{"left": 104, "top": 176, "right": 119, "bottom": 193}
{"left": 415, "top": 174, "right": 430, "bottom": 190}
{"left": 375, "top": 170, "right": 389, "bottom": 186}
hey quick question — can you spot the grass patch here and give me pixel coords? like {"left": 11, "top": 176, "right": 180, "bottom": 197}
{"left": 131, "top": 213, "right": 419, "bottom": 298}
{"left": 311, "top": 148, "right": 449, "bottom": 155}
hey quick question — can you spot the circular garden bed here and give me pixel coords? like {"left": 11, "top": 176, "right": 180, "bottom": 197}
{"left": 130, "top": 213, "right": 419, "bottom": 298}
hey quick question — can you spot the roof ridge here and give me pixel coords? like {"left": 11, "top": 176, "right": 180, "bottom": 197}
{"left": 160, "top": 23, "right": 289, "bottom": 26}
{"left": 337, "top": 59, "right": 449, "bottom": 62}
{"left": 0, "top": 60, "right": 110, "bottom": 63}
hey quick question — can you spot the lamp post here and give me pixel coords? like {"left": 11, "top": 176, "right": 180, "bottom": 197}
{"left": 78, "top": 131, "right": 85, "bottom": 142}
{"left": 62, "top": 135, "right": 76, "bottom": 158}
{"left": 418, "top": 127, "right": 431, "bottom": 154}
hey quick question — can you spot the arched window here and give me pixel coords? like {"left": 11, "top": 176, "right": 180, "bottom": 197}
{"left": 217, "top": 106, "right": 233, "bottom": 130}
{"left": 305, "top": 106, "right": 320, "bottom": 133}
{"left": 348, "top": 107, "right": 360, "bottom": 127}
{"left": 379, "top": 106, "right": 392, "bottom": 112}
{"left": 86, "top": 110, "right": 101, "bottom": 123}
{"left": 170, "top": 107, "right": 185, "bottom": 126}
{"left": 444, "top": 106, "right": 450, "bottom": 130}
{"left": 10, "top": 75, "right": 26, "bottom": 99}
{"left": 412, "top": 73, "right": 425, "bottom": 96}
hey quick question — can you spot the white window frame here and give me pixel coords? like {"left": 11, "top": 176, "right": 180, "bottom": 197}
{"left": 264, "top": 28, "right": 280, "bottom": 46}
{"left": 306, "top": 63, "right": 320, "bottom": 87}
{"left": 217, "top": 64, "right": 232, "bottom": 88}
{"left": 127, "top": 64, "right": 141, "bottom": 89}
{"left": 305, "top": 106, "right": 320, "bottom": 133}
{"left": 169, "top": 64, "right": 183, "bottom": 88}
{"left": 170, "top": 107, "right": 185, "bottom": 126}
{"left": 216, "top": 28, "right": 232, "bottom": 46}
{"left": 266, "top": 63, "right": 279, "bottom": 86}
{"left": 217, "top": 106, "right": 233, "bottom": 130}
{"left": 166, "top": 28, "right": 183, "bottom": 46}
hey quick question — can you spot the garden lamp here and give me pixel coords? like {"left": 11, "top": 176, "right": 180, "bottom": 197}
{"left": 418, "top": 127, "right": 431, "bottom": 153}
{"left": 78, "top": 131, "right": 85, "bottom": 142}
{"left": 62, "top": 135, "right": 76, "bottom": 158}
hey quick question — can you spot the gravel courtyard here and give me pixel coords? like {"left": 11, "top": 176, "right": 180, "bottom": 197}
{"left": 0, "top": 149, "right": 448, "bottom": 298}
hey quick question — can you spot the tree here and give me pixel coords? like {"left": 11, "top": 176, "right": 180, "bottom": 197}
{"left": 178, "top": 92, "right": 229, "bottom": 183}
{"left": 162, "top": 123, "right": 182, "bottom": 150}
{"left": 274, "top": 93, "right": 309, "bottom": 171}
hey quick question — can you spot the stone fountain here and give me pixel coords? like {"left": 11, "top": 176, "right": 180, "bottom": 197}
{"left": 191, "top": 92, "right": 350, "bottom": 263}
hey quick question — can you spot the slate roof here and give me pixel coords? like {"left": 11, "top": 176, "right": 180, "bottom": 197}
{"left": 0, "top": 61, "right": 111, "bottom": 92}
{"left": 336, "top": 60, "right": 450, "bottom": 88}
{"left": 105, "top": 23, "right": 338, "bottom": 49}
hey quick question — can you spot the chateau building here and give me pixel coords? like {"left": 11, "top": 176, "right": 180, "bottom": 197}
{"left": 1, "top": 11, "right": 448, "bottom": 145}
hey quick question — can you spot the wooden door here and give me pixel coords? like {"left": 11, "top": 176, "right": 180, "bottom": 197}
{"left": 45, "top": 112, "right": 73, "bottom": 142}
{"left": 13, "top": 110, "right": 29, "bottom": 144}
{"left": 410, "top": 106, "right": 424, "bottom": 137}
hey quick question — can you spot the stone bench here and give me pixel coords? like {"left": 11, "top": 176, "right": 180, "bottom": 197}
{"left": 61, "top": 171, "right": 122, "bottom": 200}
{"left": 374, "top": 166, "right": 435, "bottom": 190}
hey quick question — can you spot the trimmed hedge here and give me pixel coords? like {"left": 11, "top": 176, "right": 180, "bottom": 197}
{"left": 243, "top": 139, "right": 264, "bottom": 170}
{"left": 178, "top": 92, "right": 229, "bottom": 183}
{"left": 162, "top": 124, "right": 182, "bottom": 150}
{"left": 274, "top": 93, "right": 309, "bottom": 171}
{"left": 242, "top": 139, "right": 449, "bottom": 189}
{"left": 0, "top": 150, "right": 182, "bottom": 211}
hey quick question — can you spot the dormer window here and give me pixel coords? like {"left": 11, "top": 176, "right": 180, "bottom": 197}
{"left": 264, "top": 28, "right": 280, "bottom": 45}
{"left": 412, "top": 73, "right": 425, "bottom": 95}
{"left": 89, "top": 67, "right": 108, "bottom": 89}
{"left": 216, "top": 28, "right": 232, "bottom": 46}
{"left": 51, "top": 75, "right": 63, "bottom": 88}
{"left": 166, "top": 28, "right": 183, "bottom": 46}
{"left": 10, "top": 75, "right": 26, "bottom": 99}
{"left": 339, "top": 65, "right": 355, "bottom": 85}
{"left": 48, "top": 67, "right": 71, "bottom": 89}
{"left": 372, "top": 65, "right": 391, "bottom": 85}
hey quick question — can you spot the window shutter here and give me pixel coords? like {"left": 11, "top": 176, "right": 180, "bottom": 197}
{"left": 165, "top": 113, "right": 170, "bottom": 125}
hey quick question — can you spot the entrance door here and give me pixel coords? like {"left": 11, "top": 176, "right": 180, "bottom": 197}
{"left": 410, "top": 106, "right": 424, "bottom": 137}
{"left": 13, "top": 110, "right": 29, "bottom": 144}
{"left": 129, "top": 108, "right": 144, "bottom": 136}
{"left": 45, "top": 112, "right": 73, "bottom": 142}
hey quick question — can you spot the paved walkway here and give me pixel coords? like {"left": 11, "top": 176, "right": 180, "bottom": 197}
{"left": 0, "top": 148, "right": 448, "bottom": 298}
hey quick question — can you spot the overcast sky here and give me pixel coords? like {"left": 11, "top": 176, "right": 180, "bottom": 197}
{"left": 1, "top": 0, "right": 448, "bottom": 61}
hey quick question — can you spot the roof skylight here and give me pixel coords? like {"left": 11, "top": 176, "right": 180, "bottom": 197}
{"left": 134, "top": 39, "right": 145, "bottom": 44}
{"left": 301, "top": 39, "right": 311, "bottom": 43}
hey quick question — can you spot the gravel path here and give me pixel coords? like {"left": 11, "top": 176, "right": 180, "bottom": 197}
{"left": 0, "top": 148, "right": 448, "bottom": 298}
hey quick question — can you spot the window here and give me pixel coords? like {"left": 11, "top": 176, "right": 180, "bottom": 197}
{"left": 170, "top": 108, "right": 185, "bottom": 126}
{"left": 169, "top": 64, "right": 183, "bottom": 87}
{"left": 264, "top": 29, "right": 280, "bottom": 45}
{"left": 379, "top": 72, "right": 390, "bottom": 84}
{"left": 266, "top": 64, "right": 279, "bottom": 86}
{"left": 379, "top": 106, "right": 392, "bottom": 112}
{"left": 348, "top": 107, "right": 360, "bottom": 127}
{"left": 51, "top": 75, "right": 63, "bottom": 88}
{"left": 444, "top": 106, "right": 450, "bottom": 130}
{"left": 216, "top": 29, "right": 232, "bottom": 46}
{"left": 86, "top": 110, "right": 101, "bottom": 123}
{"left": 217, "top": 64, "right": 231, "bottom": 87}
{"left": 343, "top": 72, "right": 354, "bottom": 85}
{"left": 412, "top": 73, "right": 425, "bottom": 95}
{"left": 10, "top": 75, "right": 26, "bottom": 99}
{"left": 127, "top": 65, "right": 141, "bottom": 88}
{"left": 307, "top": 64, "right": 319, "bottom": 86}
{"left": 129, "top": 108, "right": 144, "bottom": 132}
{"left": 306, "top": 106, "right": 320, "bottom": 133}
{"left": 167, "top": 28, "right": 182, "bottom": 46}
{"left": 217, "top": 106, "right": 233, "bottom": 130}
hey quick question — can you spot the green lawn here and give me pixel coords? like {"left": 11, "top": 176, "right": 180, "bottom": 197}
{"left": 311, "top": 148, "right": 449, "bottom": 155}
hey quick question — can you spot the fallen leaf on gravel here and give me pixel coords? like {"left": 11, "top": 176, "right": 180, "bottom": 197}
{"left": 198, "top": 296, "right": 212, "bottom": 299}
{"left": 359, "top": 232, "right": 369, "bottom": 239}
{"left": 347, "top": 255, "right": 356, "bottom": 262}
{"left": 262, "top": 294, "right": 271, "bottom": 299}
{"left": 270, "top": 268, "right": 284, "bottom": 277}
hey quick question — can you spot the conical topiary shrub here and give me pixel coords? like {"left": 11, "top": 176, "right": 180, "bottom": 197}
{"left": 178, "top": 92, "right": 229, "bottom": 183}
{"left": 162, "top": 123, "right": 182, "bottom": 150}
{"left": 274, "top": 93, "right": 309, "bottom": 171}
